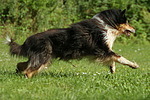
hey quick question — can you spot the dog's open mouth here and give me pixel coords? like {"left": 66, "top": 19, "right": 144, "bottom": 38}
{"left": 124, "top": 29, "right": 135, "bottom": 36}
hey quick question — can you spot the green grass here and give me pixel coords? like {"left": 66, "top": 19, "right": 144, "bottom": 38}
{"left": 0, "top": 39, "right": 149, "bottom": 100}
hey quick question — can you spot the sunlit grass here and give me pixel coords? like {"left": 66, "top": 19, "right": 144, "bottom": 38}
{"left": 0, "top": 40, "right": 149, "bottom": 100}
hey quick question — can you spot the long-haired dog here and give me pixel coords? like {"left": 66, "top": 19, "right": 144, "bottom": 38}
{"left": 6, "top": 9, "right": 139, "bottom": 78}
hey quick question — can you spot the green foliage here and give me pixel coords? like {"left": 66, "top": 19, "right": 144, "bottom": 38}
{"left": 0, "top": 0, "right": 149, "bottom": 42}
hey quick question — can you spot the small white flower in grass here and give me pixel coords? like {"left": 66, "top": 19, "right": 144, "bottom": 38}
{"left": 96, "top": 72, "right": 101, "bottom": 75}
{"left": 82, "top": 72, "right": 87, "bottom": 75}
{"left": 93, "top": 74, "right": 96, "bottom": 76}
{"left": 76, "top": 73, "right": 79, "bottom": 75}
{"left": 119, "top": 49, "right": 122, "bottom": 51}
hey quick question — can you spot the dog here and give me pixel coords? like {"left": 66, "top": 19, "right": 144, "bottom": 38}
{"left": 6, "top": 9, "right": 139, "bottom": 78}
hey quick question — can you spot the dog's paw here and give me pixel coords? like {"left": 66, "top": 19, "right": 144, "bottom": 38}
{"left": 130, "top": 62, "right": 139, "bottom": 69}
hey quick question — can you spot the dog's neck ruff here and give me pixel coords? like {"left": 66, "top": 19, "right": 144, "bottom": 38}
{"left": 93, "top": 15, "right": 119, "bottom": 50}
{"left": 93, "top": 14, "right": 105, "bottom": 24}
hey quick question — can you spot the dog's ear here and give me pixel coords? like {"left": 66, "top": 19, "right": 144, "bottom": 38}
{"left": 121, "top": 9, "right": 126, "bottom": 15}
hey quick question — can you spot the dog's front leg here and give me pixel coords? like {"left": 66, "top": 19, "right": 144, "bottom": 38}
{"left": 110, "top": 61, "right": 116, "bottom": 73}
{"left": 112, "top": 54, "right": 139, "bottom": 69}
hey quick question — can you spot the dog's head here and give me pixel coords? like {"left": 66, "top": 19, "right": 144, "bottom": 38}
{"left": 93, "top": 9, "right": 135, "bottom": 36}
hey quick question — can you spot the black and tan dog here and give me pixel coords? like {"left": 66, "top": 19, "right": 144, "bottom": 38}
{"left": 6, "top": 9, "right": 139, "bottom": 78}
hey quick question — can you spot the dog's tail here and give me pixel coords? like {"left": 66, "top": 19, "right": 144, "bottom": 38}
{"left": 5, "top": 36, "right": 23, "bottom": 56}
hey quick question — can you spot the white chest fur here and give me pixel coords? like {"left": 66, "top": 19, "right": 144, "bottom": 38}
{"left": 105, "top": 28, "right": 118, "bottom": 50}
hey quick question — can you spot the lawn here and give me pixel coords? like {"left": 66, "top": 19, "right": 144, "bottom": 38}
{"left": 0, "top": 39, "right": 149, "bottom": 100}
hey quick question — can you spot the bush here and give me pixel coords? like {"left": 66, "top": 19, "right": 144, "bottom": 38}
{"left": 0, "top": 0, "right": 149, "bottom": 42}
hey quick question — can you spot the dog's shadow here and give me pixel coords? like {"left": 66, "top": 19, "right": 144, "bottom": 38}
{"left": 40, "top": 71, "right": 79, "bottom": 78}
{"left": 0, "top": 70, "right": 79, "bottom": 78}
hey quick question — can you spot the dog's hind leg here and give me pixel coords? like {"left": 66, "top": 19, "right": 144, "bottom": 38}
{"left": 24, "top": 63, "right": 49, "bottom": 78}
{"left": 24, "top": 42, "right": 52, "bottom": 78}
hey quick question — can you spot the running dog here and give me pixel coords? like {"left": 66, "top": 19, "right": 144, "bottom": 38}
{"left": 6, "top": 9, "right": 139, "bottom": 78}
